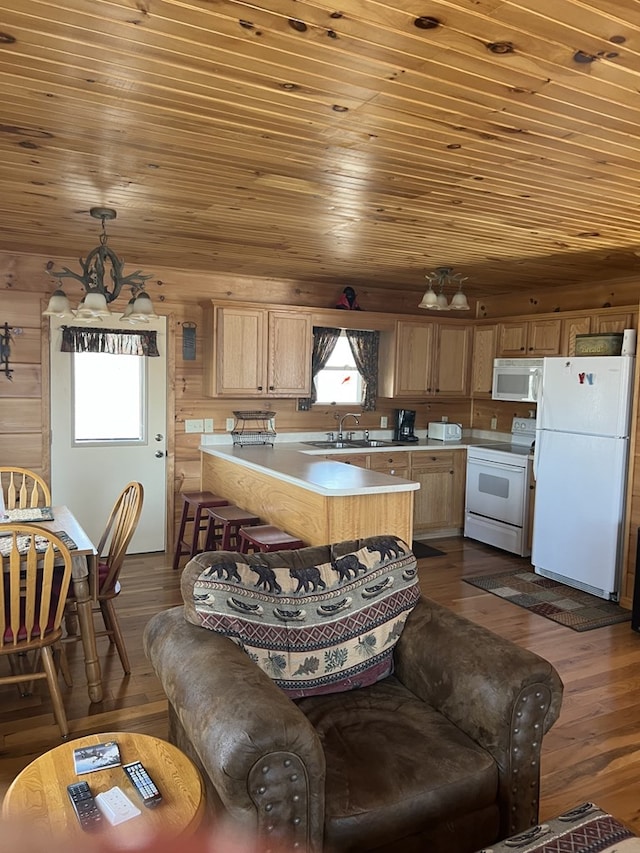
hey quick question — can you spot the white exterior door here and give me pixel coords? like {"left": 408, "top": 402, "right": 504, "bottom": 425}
{"left": 49, "top": 316, "right": 167, "bottom": 552}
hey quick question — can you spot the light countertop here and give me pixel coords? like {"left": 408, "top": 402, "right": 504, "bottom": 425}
{"left": 200, "top": 434, "right": 510, "bottom": 498}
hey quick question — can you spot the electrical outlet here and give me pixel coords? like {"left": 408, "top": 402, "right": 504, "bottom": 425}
{"left": 441, "top": 416, "right": 448, "bottom": 423}
{"left": 380, "top": 416, "right": 388, "bottom": 428}
{"left": 185, "top": 419, "right": 204, "bottom": 433}
{"left": 226, "top": 418, "right": 235, "bottom": 431}
{"left": 204, "top": 418, "right": 214, "bottom": 433}
{"left": 490, "top": 416, "right": 498, "bottom": 430}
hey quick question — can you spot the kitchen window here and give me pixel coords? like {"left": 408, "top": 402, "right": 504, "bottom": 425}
{"left": 314, "top": 331, "right": 363, "bottom": 404}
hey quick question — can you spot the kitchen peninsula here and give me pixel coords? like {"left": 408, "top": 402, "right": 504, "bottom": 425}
{"left": 200, "top": 444, "right": 420, "bottom": 546}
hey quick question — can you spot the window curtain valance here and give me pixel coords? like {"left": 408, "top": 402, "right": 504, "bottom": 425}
{"left": 60, "top": 326, "right": 160, "bottom": 357}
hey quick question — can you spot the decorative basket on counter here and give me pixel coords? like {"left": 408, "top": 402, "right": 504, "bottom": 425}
{"left": 231, "top": 411, "right": 277, "bottom": 447}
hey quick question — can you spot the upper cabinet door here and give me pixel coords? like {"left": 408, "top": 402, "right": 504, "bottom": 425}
{"left": 434, "top": 325, "right": 473, "bottom": 396}
{"left": 561, "top": 315, "right": 591, "bottom": 356}
{"left": 393, "top": 321, "right": 435, "bottom": 395}
{"left": 592, "top": 313, "right": 634, "bottom": 333}
{"left": 470, "top": 324, "right": 498, "bottom": 396}
{"left": 267, "top": 311, "right": 312, "bottom": 395}
{"left": 497, "top": 321, "right": 528, "bottom": 356}
{"left": 216, "top": 307, "right": 266, "bottom": 395}
{"left": 526, "top": 319, "right": 561, "bottom": 355}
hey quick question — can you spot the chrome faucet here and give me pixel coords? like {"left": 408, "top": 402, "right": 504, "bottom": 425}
{"left": 337, "top": 412, "right": 361, "bottom": 441}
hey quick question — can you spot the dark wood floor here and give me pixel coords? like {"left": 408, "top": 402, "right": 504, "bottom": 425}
{"left": 2, "top": 537, "right": 640, "bottom": 833}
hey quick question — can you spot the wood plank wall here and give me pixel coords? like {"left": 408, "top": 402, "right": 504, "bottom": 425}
{"left": 3, "top": 250, "right": 640, "bottom": 587}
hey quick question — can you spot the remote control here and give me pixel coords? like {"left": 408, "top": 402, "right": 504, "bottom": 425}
{"left": 67, "top": 781, "right": 104, "bottom": 831}
{"left": 122, "top": 761, "right": 162, "bottom": 808}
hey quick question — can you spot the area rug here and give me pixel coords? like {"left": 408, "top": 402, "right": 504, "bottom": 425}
{"left": 464, "top": 569, "right": 631, "bottom": 631}
{"left": 412, "top": 541, "right": 445, "bottom": 559}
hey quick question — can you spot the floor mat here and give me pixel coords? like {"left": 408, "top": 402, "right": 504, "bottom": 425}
{"left": 411, "top": 541, "right": 446, "bottom": 559}
{"left": 464, "top": 569, "right": 631, "bottom": 631}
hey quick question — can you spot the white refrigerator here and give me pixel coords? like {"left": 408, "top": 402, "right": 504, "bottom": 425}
{"left": 532, "top": 356, "right": 635, "bottom": 599}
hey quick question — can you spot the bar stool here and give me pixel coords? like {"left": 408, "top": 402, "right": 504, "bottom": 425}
{"left": 173, "top": 491, "right": 229, "bottom": 569}
{"left": 238, "top": 524, "right": 306, "bottom": 554}
{"left": 204, "top": 505, "right": 262, "bottom": 551}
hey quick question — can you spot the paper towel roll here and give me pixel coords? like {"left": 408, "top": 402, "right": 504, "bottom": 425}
{"left": 622, "top": 328, "right": 636, "bottom": 356}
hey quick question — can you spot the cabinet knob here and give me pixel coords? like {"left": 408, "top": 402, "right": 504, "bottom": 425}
{"left": 257, "top": 385, "right": 263, "bottom": 390}
{"left": 269, "top": 385, "right": 275, "bottom": 390}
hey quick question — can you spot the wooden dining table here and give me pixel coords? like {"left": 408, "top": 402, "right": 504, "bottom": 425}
{"left": 0, "top": 503, "right": 103, "bottom": 703}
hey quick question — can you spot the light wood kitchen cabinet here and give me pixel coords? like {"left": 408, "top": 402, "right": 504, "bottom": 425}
{"left": 368, "top": 451, "right": 410, "bottom": 479}
{"left": 204, "top": 305, "right": 312, "bottom": 397}
{"left": 434, "top": 324, "right": 473, "bottom": 395}
{"left": 561, "top": 315, "right": 591, "bottom": 356}
{"left": 325, "top": 453, "right": 369, "bottom": 468}
{"left": 410, "top": 450, "right": 466, "bottom": 533}
{"left": 592, "top": 312, "right": 634, "bottom": 333}
{"left": 497, "top": 319, "right": 561, "bottom": 357}
{"left": 380, "top": 320, "right": 434, "bottom": 396}
{"left": 470, "top": 324, "right": 498, "bottom": 396}
{"left": 379, "top": 320, "right": 471, "bottom": 397}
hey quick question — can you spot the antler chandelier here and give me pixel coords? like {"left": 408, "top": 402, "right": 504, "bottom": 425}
{"left": 43, "top": 207, "right": 157, "bottom": 323}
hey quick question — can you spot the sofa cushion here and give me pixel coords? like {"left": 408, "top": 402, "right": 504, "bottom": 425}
{"left": 183, "top": 535, "right": 419, "bottom": 697}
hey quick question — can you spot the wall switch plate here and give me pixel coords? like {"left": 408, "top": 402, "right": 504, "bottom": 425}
{"left": 185, "top": 419, "right": 204, "bottom": 433}
{"left": 490, "top": 416, "right": 498, "bottom": 430}
{"left": 204, "top": 418, "right": 214, "bottom": 433}
{"left": 226, "top": 418, "right": 235, "bottom": 431}
{"left": 380, "top": 416, "right": 388, "bottom": 428}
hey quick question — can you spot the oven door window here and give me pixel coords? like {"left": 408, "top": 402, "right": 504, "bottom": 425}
{"left": 466, "top": 460, "right": 526, "bottom": 527}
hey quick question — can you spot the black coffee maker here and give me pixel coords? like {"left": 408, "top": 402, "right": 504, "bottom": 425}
{"left": 393, "top": 409, "right": 418, "bottom": 442}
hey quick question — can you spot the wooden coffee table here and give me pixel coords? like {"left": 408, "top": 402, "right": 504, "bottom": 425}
{"left": 1, "top": 731, "right": 205, "bottom": 838}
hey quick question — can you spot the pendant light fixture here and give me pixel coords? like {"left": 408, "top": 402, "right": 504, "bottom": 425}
{"left": 43, "top": 207, "right": 157, "bottom": 323}
{"left": 418, "top": 267, "right": 470, "bottom": 311}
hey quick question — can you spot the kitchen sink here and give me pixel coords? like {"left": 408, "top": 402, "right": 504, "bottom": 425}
{"left": 303, "top": 439, "right": 397, "bottom": 449}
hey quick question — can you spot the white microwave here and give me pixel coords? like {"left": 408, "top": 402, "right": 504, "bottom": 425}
{"left": 491, "top": 358, "right": 543, "bottom": 403}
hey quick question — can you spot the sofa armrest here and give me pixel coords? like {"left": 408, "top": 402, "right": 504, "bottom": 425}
{"left": 143, "top": 606, "right": 326, "bottom": 851}
{"left": 393, "top": 596, "right": 563, "bottom": 838}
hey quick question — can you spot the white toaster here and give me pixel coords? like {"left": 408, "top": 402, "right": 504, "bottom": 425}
{"left": 428, "top": 422, "right": 462, "bottom": 442}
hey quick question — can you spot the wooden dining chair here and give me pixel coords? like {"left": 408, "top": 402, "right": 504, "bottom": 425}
{"left": 0, "top": 467, "right": 51, "bottom": 509}
{"left": 0, "top": 524, "right": 74, "bottom": 738}
{"left": 64, "top": 482, "right": 143, "bottom": 674}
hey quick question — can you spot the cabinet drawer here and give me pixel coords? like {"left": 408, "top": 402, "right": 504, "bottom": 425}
{"left": 369, "top": 452, "right": 409, "bottom": 470}
{"left": 410, "top": 451, "right": 457, "bottom": 469}
{"left": 325, "top": 453, "right": 370, "bottom": 468}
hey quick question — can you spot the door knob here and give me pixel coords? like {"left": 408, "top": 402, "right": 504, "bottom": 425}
{"left": 155, "top": 433, "right": 164, "bottom": 442}
{"left": 155, "top": 450, "right": 165, "bottom": 458}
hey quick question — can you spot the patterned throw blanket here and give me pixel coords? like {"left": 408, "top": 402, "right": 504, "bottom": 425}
{"left": 476, "top": 803, "right": 638, "bottom": 853}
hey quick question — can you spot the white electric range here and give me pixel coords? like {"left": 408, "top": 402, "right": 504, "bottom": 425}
{"left": 464, "top": 418, "right": 536, "bottom": 557}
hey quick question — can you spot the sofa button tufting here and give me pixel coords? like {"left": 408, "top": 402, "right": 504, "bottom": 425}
{"left": 290, "top": 774, "right": 298, "bottom": 781}
{"left": 293, "top": 817, "right": 301, "bottom": 825}
{"left": 293, "top": 794, "right": 300, "bottom": 802}
{"left": 265, "top": 804, "right": 273, "bottom": 812}
{"left": 258, "top": 786, "right": 266, "bottom": 794}
{"left": 284, "top": 759, "right": 292, "bottom": 767}
{"left": 262, "top": 765, "right": 270, "bottom": 774}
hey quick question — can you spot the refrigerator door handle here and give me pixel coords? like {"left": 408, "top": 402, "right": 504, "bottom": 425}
{"left": 533, "top": 429, "right": 541, "bottom": 481}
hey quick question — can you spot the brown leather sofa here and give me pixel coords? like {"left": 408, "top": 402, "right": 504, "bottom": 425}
{"left": 144, "top": 540, "right": 563, "bottom": 853}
